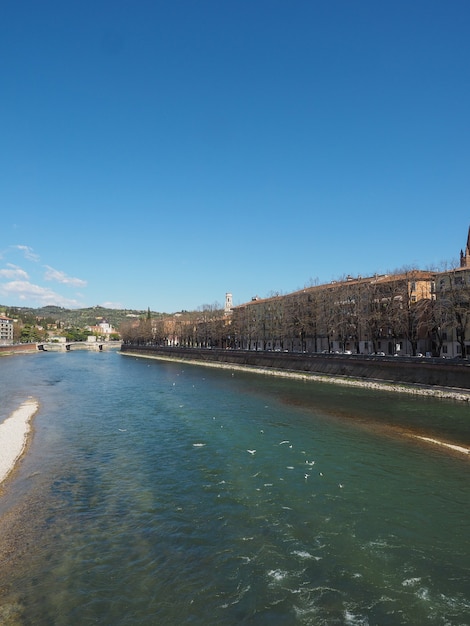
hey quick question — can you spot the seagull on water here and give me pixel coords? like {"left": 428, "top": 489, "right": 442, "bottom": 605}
{"left": 247, "top": 449, "right": 256, "bottom": 455}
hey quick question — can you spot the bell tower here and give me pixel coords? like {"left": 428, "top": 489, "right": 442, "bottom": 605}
{"left": 224, "top": 292, "right": 233, "bottom": 315}
{"left": 460, "top": 226, "right": 470, "bottom": 268}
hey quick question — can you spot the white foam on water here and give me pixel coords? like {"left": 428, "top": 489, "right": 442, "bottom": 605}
{"left": 416, "top": 587, "right": 430, "bottom": 601}
{"left": 344, "top": 608, "right": 369, "bottom": 625}
{"left": 292, "top": 550, "right": 321, "bottom": 561}
{"left": 267, "top": 569, "right": 288, "bottom": 583}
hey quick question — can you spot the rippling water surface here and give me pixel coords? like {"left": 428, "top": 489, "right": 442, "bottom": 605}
{"left": 0, "top": 351, "right": 469, "bottom": 625}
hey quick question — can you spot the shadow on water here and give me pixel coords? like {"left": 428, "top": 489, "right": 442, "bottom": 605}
{"left": 231, "top": 369, "right": 470, "bottom": 452}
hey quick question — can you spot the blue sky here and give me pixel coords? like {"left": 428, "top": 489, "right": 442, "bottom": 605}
{"left": 1, "top": 1, "right": 469, "bottom": 313}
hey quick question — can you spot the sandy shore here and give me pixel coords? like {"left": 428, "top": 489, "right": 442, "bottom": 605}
{"left": 412, "top": 435, "right": 470, "bottom": 455}
{"left": 0, "top": 398, "right": 39, "bottom": 487}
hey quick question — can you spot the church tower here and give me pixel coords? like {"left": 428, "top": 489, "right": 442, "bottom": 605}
{"left": 460, "top": 226, "right": 470, "bottom": 268}
{"left": 224, "top": 292, "right": 233, "bottom": 315}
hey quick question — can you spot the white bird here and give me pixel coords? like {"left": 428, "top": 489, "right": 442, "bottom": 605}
{"left": 319, "top": 472, "right": 323, "bottom": 477}
{"left": 338, "top": 483, "right": 344, "bottom": 488}
{"left": 305, "top": 460, "right": 315, "bottom": 466}
{"left": 279, "top": 440, "right": 290, "bottom": 445}
{"left": 247, "top": 449, "right": 256, "bottom": 455}
{"left": 304, "top": 474, "right": 309, "bottom": 480}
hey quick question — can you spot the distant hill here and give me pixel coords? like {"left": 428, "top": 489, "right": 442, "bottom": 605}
{"left": 0, "top": 304, "right": 164, "bottom": 330}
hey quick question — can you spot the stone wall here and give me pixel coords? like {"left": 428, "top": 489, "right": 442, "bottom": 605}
{"left": 0, "top": 344, "right": 38, "bottom": 355}
{"left": 121, "top": 345, "right": 470, "bottom": 390}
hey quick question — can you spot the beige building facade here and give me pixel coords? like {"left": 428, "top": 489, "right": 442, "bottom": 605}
{"left": 231, "top": 227, "right": 470, "bottom": 358}
{"left": 232, "top": 270, "right": 434, "bottom": 356}
{"left": 0, "top": 315, "right": 14, "bottom": 344}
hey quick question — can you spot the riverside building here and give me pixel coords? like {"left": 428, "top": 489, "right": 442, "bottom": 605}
{"left": 230, "top": 228, "right": 470, "bottom": 358}
{"left": 231, "top": 270, "right": 435, "bottom": 356}
{"left": 0, "top": 315, "right": 14, "bottom": 344}
{"left": 122, "top": 227, "right": 470, "bottom": 358}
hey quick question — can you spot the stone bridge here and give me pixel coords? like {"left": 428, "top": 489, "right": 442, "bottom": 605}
{"left": 38, "top": 341, "right": 122, "bottom": 352}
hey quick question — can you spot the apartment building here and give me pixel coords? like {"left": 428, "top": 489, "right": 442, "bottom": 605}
{"left": 232, "top": 270, "right": 434, "bottom": 355}
{"left": 0, "top": 315, "right": 14, "bottom": 344}
{"left": 433, "top": 231, "right": 470, "bottom": 357}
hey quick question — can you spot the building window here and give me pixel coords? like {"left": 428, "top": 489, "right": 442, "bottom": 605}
{"left": 443, "top": 345, "right": 448, "bottom": 353}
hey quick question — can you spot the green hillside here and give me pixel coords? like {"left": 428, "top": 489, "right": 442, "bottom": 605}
{"left": 0, "top": 304, "right": 163, "bottom": 330}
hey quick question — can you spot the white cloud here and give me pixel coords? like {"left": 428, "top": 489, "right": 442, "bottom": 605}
{"left": 43, "top": 265, "right": 87, "bottom": 288}
{"left": 0, "top": 245, "right": 88, "bottom": 308}
{"left": 0, "top": 264, "right": 29, "bottom": 280}
{"left": 0, "top": 281, "right": 83, "bottom": 308}
{"left": 14, "top": 245, "right": 40, "bottom": 262}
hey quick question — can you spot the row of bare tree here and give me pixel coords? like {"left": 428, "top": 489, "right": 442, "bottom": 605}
{"left": 121, "top": 269, "right": 470, "bottom": 357}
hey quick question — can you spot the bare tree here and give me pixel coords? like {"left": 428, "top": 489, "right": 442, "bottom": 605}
{"left": 438, "top": 267, "right": 470, "bottom": 358}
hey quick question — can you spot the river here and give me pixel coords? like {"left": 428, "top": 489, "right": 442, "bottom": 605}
{"left": 0, "top": 351, "right": 469, "bottom": 625}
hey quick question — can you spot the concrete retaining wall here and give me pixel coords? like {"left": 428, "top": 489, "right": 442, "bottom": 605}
{"left": 121, "top": 345, "right": 470, "bottom": 390}
{"left": 0, "top": 344, "right": 38, "bottom": 355}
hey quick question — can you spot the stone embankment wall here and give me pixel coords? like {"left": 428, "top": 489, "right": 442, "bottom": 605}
{"left": 121, "top": 345, "right": 470, "bottom": 390}
{"left": 0, "top": 344, "right": 38, "bottom": 356}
